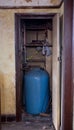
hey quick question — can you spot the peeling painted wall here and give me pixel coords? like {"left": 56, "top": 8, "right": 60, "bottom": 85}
{"left": 0, "top": 11, "right": 16, "bottom": 114}
{"left": 0, "top": 5, "right": 63, "bottom": 115}
{"left": 50, "top": 0, "right": 61, "bottom": 5}
{"left": 0, "top": 0, "right": 62, "bottom": 7}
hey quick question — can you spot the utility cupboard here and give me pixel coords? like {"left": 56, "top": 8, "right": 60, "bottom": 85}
{"left": 0, "top": 0, "right": 73, "bottom": 130}
{"left": 15, "top": 13, "right": 62, "bottom": 130}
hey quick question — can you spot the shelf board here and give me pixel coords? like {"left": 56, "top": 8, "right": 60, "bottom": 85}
{"left": 26, "top": 42, "right": 52, "bottom": 47}
{"left": 26, "top": 59, "right": 45, "bottom": 63}
{"left": 26, "top": 26, "right": 52, "bottom": 31}
{"left": 22, "top": 65, "right": 45, "bottom": 71}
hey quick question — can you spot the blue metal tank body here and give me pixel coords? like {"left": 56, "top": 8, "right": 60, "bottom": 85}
{"left": 24, "top": 68, "right": 50, "bottom": 114}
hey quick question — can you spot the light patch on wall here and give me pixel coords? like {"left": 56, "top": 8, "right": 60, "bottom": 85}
{"left": 0, "top": 0, "right": 61, "bottom": 6}
{"left": 25, "top": 0, "right": 32, "bottom": 2}
{"left": 50, "top": 0, "right": 62, "bottom": 5}
{"left": 0, "top": 71, "right": 6, "bottom": 114}
{"left": 0, "top": 71, "right": 16, "bottom": 114}
{"left": 0, "top": 11, "right": 16, "bottom": 114}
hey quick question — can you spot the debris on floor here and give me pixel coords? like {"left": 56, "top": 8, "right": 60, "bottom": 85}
{"left": 2, "top": 113, "right": 55, "bottom": 130}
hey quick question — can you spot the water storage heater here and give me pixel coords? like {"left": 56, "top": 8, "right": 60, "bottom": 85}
{"left": 24, "top": 68, "right": 50, "bottom": 114}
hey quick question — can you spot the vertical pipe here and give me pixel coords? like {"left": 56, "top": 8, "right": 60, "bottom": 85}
{"left": 61, "top": 0, "right": 73, "bottom": 130}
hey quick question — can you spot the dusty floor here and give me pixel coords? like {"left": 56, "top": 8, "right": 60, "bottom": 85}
{"left": 2, "top": 114, "right": 55, "bottom": 130}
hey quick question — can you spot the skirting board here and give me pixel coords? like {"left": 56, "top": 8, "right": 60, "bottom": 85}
{"left": 1, "top": 115, "right": 16, "bottom": 122}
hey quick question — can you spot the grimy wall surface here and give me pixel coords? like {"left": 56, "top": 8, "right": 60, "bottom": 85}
{"left": 0, "top": 2, "right": 64, "bottom": 115}
{"left": 0, "top": 0, "right": 62, "bottom": 7}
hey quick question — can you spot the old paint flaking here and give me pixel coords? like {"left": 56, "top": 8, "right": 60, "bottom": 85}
{"left": 0, "top": 0, "right": 62, "bottom": 7}
{"left": 0, "top": 5, "right": 63, "bottom": 115}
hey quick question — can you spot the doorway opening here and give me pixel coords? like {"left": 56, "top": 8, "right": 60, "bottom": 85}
{"left": 15, "top": 13, "right": 61, "bottom": 130}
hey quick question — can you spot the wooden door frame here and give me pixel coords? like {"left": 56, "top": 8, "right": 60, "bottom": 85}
{"left": 15, "top": 1, "right": 73, "bottom": 129}
{"left": 15, "top": 13, "right": 55, "bottom": 121}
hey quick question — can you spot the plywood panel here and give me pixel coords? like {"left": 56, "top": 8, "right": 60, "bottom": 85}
{"left": 26, "top": 30, "right": 46, "bottom": 68}
{"left": 26, "top": 31, "right": 37, "bottom": 43}
{"left": 52, "top": 14, "right": 60, "bottom": 130}
{"left": 27, "top": 48, "right": 45, "bottom": 60}
{"left": 46, "top": 30, "right": 52, "bottom": 88}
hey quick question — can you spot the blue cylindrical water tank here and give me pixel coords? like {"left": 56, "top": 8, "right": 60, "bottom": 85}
{"left": 24, "top": 68, "right": 50, "bottom": 114}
